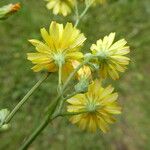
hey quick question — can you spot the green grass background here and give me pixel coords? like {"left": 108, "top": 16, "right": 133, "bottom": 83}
{"left": 0, "top": 0, "right": 150, "bottom": 149}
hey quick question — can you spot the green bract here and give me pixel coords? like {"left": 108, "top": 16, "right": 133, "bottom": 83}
{"left": 0, "top": 109, "right": 10, "bottom": 129}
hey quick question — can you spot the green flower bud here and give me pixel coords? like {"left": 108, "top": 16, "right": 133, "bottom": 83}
{"left": 0, "top": 109, "right": 10, "bottom": 128}
{"left": 0, "top": 124, "right": 10, "bottom": 131}
{"left": 75, "top": 77, "right": 89, "bottom": 93}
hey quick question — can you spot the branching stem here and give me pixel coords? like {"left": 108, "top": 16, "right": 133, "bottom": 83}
{"left": 19, "top": 1, "right": 94, "bottom": 149}
{"left": 20, "top": 61, "right": 88, "bottom": 150}
{"left": 75, "top": 1, "right": 93, "bottom": 27}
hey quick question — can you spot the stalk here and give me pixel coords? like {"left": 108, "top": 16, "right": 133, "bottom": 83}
{"left": 3, "top": 73, "right": 50, "bottom": 124}
{"left": 19, "top": 61, "right": 88, "bottom": 150}
{"left": 75, "top": 1, "right": 93, "bottom": 27}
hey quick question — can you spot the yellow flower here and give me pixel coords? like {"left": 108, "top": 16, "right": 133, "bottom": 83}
{"left": 67, "top": 80, "right": 121, "bottom": 132}
{"left": 90, "top": 32, "right": 130, "bottom": 80}
{"left": 72, "top": 61, "right": 92, "bottom": 80}
{"left": 27, "top": 21, "right": 86, "bottom": 79}
{"left": 45, "top": 0, "right": 75, "bottom": 16}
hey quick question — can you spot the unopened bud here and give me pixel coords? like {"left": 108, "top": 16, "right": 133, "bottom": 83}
{"left": 0, "top": 109, "right": 9, "bottom": 128}
{"left": 75, "top": 78, "right": 89, "bottom": 93}
{"left": 72, "top": 61, "right": 92, "bottom": 80}
{"left": 0, "top": 3, "right": 21, "bottom": 20}
{"left": 0, "top": 124, "right": 10, "bottom": 131}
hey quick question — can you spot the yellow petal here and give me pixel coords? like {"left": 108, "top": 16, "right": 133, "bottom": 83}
{"left": 40, "top": 28, "right": 54, "bottom": 49}
{"left": 109, "top": 39, "right": 127, "bottom": 51}
{"left": 100, "top": 85, "right": 114, "bottom": 99}
{"left": 97, "top": 116, "right": 109, "bottom": 133}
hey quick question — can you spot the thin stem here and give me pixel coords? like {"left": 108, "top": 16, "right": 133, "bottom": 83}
{"left": 20, "top": 61, "right": 88, "bottom": 149}
{"left": 75, "top": 1, "right": 93, "bottom": 27}
{"left": 59, "top": 91, "right": 80, "bottom": 112}
{"left": 80, "top": 3, "right": 91, "bottom": 19}
{"left": 63, "top": 61, "right": 87, "bottom": 91}
{"left": 52, "top": 90, "right": 80, "bottom": 120}
{"left": 47, "top": 61, "right": 88, "bottom": 114}
{"left": 74, "top": 0, "right": 79, "bottom": 26}
{"left": 19, "top": 112, "right": 57, "bottom": 150}
{"left": 19, "top": 110, "right": 86, "bottom": 150}
{"left": 58, "top": 64, "right": 62, "bottom": 94}
{"left": 64, "top": 91, "right": 79, "bottom": 101}
{"left": 75, "top": 0, "right": 79, "bottom": 19}
{"left": 51, "top": 61, "right": 88, "bottom": 121}
{"left": 3, "top": 73, "right": 50, "bottom": 124}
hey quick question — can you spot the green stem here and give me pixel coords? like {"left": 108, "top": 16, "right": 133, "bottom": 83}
{"left": 53, "top": 60, "right": 89, "bottom": 114}
{"left": 56, "top": 91, "right": 80, "bottom": 114}
{"left": 64, "top": 91, "right": 79, "bottom": 101}
{"left": 19, "top": 112, "right": 57, "bottom": 150}
{"left": 4, "top": 73, "right": 50, "bottom": 124}
{"left": 75, "top": 0, "right": 79, "bottom": 16}
{"left": 20, "top": 61, "right": 88, "bottom": 149}
{"left": 47, "top": 61, "right": 88, "bottom": 115}
{"left": 58, "top": 64, "right": 62, "bottom": 94}
{"left": 19, "top": 110, "right": 86, "bottom": 150}
{"left": 63, "top": 61, "right": 87, "bottom": 91}
{"left": 74, "top": 0, "right": 79, "bottom": 27}
{"left": 75, "top": 1, "right": 93, "bottom": 27}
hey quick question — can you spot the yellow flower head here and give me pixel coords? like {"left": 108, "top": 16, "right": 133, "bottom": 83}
{"left": 27, "top": 21, "right": 86, "bottom": 78}
{"left": 67, "top": 80, "right": 121, "bottom": 132}
{"left": 45, "top": 0, "right": 75, "bottom": 16}
{"left": 72, "top": 61, "right": 92, "bottom": 80}
{"left": 90, "top": 32, "right": 130, "bottom": 80}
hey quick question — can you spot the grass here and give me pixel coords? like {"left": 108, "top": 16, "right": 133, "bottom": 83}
{"left": 0, "top": 0, "right": 150, "bottom": 149}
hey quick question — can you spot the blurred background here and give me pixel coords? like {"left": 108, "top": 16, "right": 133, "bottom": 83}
{"left": 0, "top": 0, "right": 150, "bottom": 149}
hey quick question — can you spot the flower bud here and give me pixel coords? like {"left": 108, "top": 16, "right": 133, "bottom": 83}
{"left": 0, "top": 124, "right": 10, "bottom": 131}
{"left": 0, "top": 3, "right": 21, "bottom": 20}
{"left": 75, "top": 77, "right": 89, "bottom": 93}
{"left": 72, "top": 61, "right": 92, "bottom": 80}
{"left": 0, "top": 109, "right": 9, "bottom": 128}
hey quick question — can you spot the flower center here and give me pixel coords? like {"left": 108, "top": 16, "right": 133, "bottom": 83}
{"left": 86, "top": 101, "right": 97, "bottom": 113}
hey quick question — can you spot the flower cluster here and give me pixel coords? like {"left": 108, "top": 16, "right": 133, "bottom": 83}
{"left": 27, "top": 21, "right": 130, "bottom": 132}
{"left": 0, "top": 0, "right": 131, "bottom": 149}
